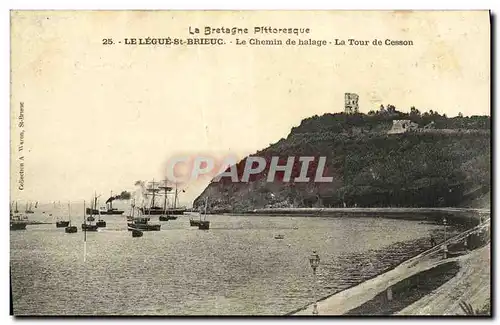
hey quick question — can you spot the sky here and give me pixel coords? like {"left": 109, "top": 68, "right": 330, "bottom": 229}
{"left": 10, "top": 10, "right": 490, "bottom": 206}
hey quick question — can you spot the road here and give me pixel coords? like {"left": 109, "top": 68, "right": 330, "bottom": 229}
{"left": 292, "top": 219, "right": 490, "bottom": 316}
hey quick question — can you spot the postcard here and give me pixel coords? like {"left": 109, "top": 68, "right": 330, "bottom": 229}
{"left": 10, "top": 10, "right": 491, "bottom": 316}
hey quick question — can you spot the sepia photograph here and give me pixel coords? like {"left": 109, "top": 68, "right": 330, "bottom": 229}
{"left": 9, "top": 10, "right": 491, "bottom": 316}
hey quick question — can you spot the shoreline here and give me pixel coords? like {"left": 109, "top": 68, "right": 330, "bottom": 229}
{"left": 239, "top": 207, "right": 490, "bottom": 215}
{"left": 228, "top": 207, "right": 489, "bottom": 225}
{"left": 290, "top": 218, "right": 490, "bottom": 315}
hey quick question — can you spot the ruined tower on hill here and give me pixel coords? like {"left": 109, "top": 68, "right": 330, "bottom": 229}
{"left": 344, "top": 93, "right": 359, "bottom": 114}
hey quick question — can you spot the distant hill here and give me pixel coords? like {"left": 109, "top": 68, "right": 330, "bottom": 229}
{"left": 193, "top": 106, "right": 491, "bottom": 212}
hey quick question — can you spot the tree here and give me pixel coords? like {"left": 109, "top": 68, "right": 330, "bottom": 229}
{"left": 410, "top": 106, "right": 421, "bottom": 117}
{"left": 458, "top": 112, "right": 464, "bottom": 118}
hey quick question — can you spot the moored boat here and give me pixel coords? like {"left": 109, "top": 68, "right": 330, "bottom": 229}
{"left": 81, "top": 223, "right": 99, "bottom": 231}
{"left": 56, "top": 221, "right": 70, "bottom": 228}
{"left": 140, "top": 179, "right": 186, "bottom": 215}
{"left": 11, "top": 222, "right": 27, "bottom": 230}
{"left": 25, "top": 202, "right": 34, "bottom": 214}
{"left": 96, "top": 219, "right": 106, "bottom": 227}
{"left": 128, "top": 217, "right": 161, "bottom": 231}
{"left": 82, "top": 194, "right": 99, "bottom": 232}
{"left": 198, "top": 220, "right": 210, "bottom": 230}
{"left": 94, "top": 196, "right": 107, "bottom": 227}
{"left": 159, "top": 215, "right": 178, "bottom": 221}
{"left": 197, "top": 197, "right": 210, "bottom": 230}
{"left": 131, "top": 229, "right": 143, "bottom": 237}
{"left": 55, "top": 202, "right": 70, "bottom": 228}
{"left": 86, "top": 207, "right": 125, "bottom": 215}
{"left": 10, "top": 218, "right": 27, "bottom": 231}
{"left": 11, "top": 211, "right": 28, "bottom": 230}
{"left": 189, "top": 218, "right": 201, "bottom": 227}
{"left": 65, "top": 225, "right": 77, "bottom": 233}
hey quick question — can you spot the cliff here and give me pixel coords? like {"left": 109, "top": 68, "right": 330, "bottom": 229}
{"left": 193, "top": 108, "right": 490, "bottom": 212}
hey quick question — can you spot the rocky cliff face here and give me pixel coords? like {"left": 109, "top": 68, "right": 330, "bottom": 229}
{"left": 193, "top": 111, "right": 491, "bottom": 212}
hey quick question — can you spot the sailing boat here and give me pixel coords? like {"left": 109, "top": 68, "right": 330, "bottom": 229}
{"left": 132, "top": 229, "right": 143, "bottom": 237}
{"left": 65, "top": 202, "right": 77, "bottom": 233}
{"left": 94, "top": 194, "right": 107, "bottom": 227}
{"left": 126, "top": 199, "right": 136, "bottom": 221}
{"left": 138, "top": 179, "right": 163, "bottom": 215}
{"left": 159, "top": 180, "right": 181, "bottom": 221}
{"left": 56, "top": 201, "right": 70, "bottom": 228}
{"left": 10, "top": 213, "right": 27, "bottom": 230}
{"left": 82, "top": 199, "right": 98, "bottom": 231}
{"left": 10, "top": 202, "right": 27, "bottom": 231}
{"left": 164, "top": 182, "right": 186, "bottom": 215}
{"left": 198, "top": 197, "right": 210, "bottom": 230}
{"left": 86, "top": 194, "right": 97, "bottom": 221}
{"left": 128, "top": 196, "right": 161, "bottom": 231}
{"left": 189, "top": 200, "right": 201, "bottom": 227}
{"left": 158, "top": 181, "right": 172, "bottom": 221}
{"left": 25, "top": 202, "right": 34, "bottom": 214}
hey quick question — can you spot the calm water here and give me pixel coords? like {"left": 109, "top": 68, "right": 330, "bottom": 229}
{"left": 11, "top": 206, "right": 455, "bottom": 315}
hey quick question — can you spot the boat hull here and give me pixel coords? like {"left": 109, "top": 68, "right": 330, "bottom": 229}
{"left": 65, "top": 226, "right": 78, "bottom": 233}
{"left": 127, "top": 222, "right": 161, "bottom": 231}
{"left": 198, "top": 221, "right": 210, "bottom": 230}
{"left": 159, "top": 215, "right": 178, "bottom": 221}
{"left": 10, "top": 222, "right": 27, "bottom": 230}
{"left": 131, "top": 229, "right": 143, "bottom": 237}
{"left": 140, "top": 207, "right": 186, "bottom": 215}
{"left": 86, "top": 208, "right": 124, "bottom": 215}
{"left": 96, "top": 220, "right": 106, "bottom": 228}
{"left": 56, "top": 221, "right": 70, "bottom": 228}
{"left": 190, "top": 219, "right": 201, "bottom": 227}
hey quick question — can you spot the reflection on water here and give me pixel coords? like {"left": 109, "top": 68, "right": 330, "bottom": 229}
{"left": 11, "top": 212, "right": 456, "bottom": 315}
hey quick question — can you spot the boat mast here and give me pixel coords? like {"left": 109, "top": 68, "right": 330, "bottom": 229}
{"left": 148, "top": 187, "right": 152, "bottom": 217}
{"left": 83, "top": 201, "right": 87, "bottom": 240}
{"left": 174, "top": 184, "right": 178, "bottom": 210}
{"left": 83, "top": 200, "right": 87, "bottom": 262}
{"left": 94, "top": 193, "right": 100, "bottom": 221}
{"left": 132, "top": 198, "right": 135, "bottom": 218}
{"left": 110, "top": 190, "right": 113, "bottom": 210}
{"left": 68, "top": 201, "right": 71, "bottom": 226}
{"left": 163, "top": 180, "right": 168, "bottom": 214}
{"left": 151, "top": 179, "right": 156, "bottom": 208}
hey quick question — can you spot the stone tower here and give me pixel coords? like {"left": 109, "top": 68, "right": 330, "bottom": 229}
{"left": 344, "top": 93, "right": 359, "bottom": 114}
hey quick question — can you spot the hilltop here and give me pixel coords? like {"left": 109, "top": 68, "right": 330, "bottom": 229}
{"left": 193, "top": 106, "right": 491, "bottom": 212}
